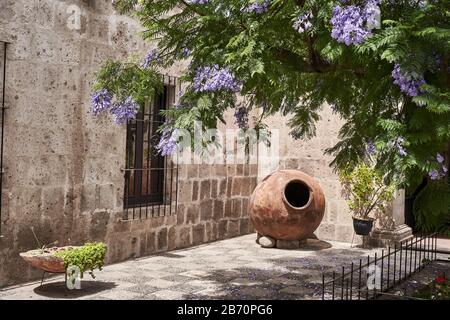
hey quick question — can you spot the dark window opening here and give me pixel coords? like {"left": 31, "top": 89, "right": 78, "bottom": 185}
{"left": 123, "top": 77, "right": 179, "bottom": 220}
{"left": 284, "top": 181, "right": 311, "bottom": 208}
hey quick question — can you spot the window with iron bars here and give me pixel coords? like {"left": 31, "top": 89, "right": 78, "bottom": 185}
{"left": 122, "top": 76, "right": 179, "bottom": 220}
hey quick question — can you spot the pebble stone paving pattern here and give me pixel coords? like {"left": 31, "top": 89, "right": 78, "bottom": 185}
{"left": 0, "top": 234, "right": 382, "bottom": 300}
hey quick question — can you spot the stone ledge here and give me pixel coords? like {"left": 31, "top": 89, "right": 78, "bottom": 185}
{"left": 369, "top": 224, "right": 413, "bottom": 247}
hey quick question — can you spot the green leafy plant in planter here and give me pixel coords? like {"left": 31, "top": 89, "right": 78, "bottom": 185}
{"left": 339, "top": 163, "right": 396, "bottom": 235}
{"left": 54, "top": 242, "right": 107, "bottom": 279}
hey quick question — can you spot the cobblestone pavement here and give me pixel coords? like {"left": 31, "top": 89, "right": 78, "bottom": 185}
{"left": 0, "top": 234, "right": 382, "bottom": 300}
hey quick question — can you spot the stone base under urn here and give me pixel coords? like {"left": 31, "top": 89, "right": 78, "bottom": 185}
{"left": 256, "top": 233, "right": 317, "bottom": 249}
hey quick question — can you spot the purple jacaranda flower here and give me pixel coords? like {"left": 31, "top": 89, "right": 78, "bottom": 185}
{"left": 234, "top": 107, "right": 249, "bottom": 130}
{"left": 91, "top": 89, "right": 112, "bottom": 115}
{"left": 186, "top": 0, "right": 209, "bottom": 4}
{"left": 392, "top": 64, "right": 426, "bottom": 97}
{"left": 242, "top": 0, "right": 270, "bottom": 14}
{"left": 389, "top": 136, "right": 407, "bottom": 157}
{"left": 110, "top": 96, "right": 139, "bottom": 124}
{"left": 157, "top": 129, "right": 178, "bottom": 156}
{"left": 366, "top": 142, "right": 377, "bottom": 155}
{"left": 429, "top": 169, "right": 440, "bottom": 180}
{"left": 182, "top": 47, "right": 191, "bottom": 57}
{"left": 364, "top": 0, "right": 381, "bottom": 29}
{"left": 141, "top": 49, "right": 160, "bottom": 69}
{"left": 331, "top": 1, "right": 381, "bottom": 46}
{"left": 331, "top": 5, "right": 371, "bottom": 45}
{"left": 293, "top": 12, "right": 313, "bottom": 33}
{"left": 436, "top": 153, "right": 444, "bottom": 164}
{"left": 193, "top": 65, "right": 241, "bottom": 92}
{"left": 397, "top": 145, "right": 407, "bottom": 157}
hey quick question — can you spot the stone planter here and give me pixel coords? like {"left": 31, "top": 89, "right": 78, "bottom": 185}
{"left": 250, "top": 170, "right": 325, "bottom": 244}
{"left": 19, "top": 247, "right": 77, "bottom": 273}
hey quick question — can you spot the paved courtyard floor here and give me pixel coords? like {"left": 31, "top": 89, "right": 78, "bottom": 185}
{"left": 0, "top": 234, "right": 386, "bottom": 300}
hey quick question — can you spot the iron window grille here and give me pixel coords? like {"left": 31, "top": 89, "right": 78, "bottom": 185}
{"left": 122, "top": 75, "right": 179, "bottom": 221}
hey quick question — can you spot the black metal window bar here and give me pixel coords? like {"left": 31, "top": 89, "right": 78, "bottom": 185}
{"left": 0, "top": 41, "right": 9, "bottom": 238}
{"left": 321, "top": 233, "right": 441, "bottom": 300}
{"left": 122, "top": 75, "right": 180, "bottom": 221}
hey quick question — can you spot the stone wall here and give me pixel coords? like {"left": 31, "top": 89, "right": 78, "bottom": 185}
{"left": 0, "top": 0, "right": 256, "bottom": 287}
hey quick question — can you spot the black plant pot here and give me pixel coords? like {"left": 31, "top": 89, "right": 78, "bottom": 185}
{"left": 352, "top": 217, "right": 374, "bottom": 236}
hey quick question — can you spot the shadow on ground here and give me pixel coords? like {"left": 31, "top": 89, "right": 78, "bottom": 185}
{"left": 283, "top": 239, "right": 333, "bottom": 251}
{"left": 33, "top": 281, "right": 117, "bottom": 299}
{"left": 179, "top": 245, "right": 372, "bottom": 300}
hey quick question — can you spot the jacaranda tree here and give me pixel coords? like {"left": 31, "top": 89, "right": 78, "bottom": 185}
{"left": 93, "top": 0, "right": 450, "bottom": 231}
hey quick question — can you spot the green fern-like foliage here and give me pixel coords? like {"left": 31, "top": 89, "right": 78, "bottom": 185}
{"left": 54, "top": 243, "right": 107, "bottom": 279}
{"left": 92, "top": 58, "right": 163, "bottom": 107}
{"left": 413, "top": 181, "right": 450, "bottom": 235}
{"left": 105, "top": 0, "right": 449, "bottom": 218}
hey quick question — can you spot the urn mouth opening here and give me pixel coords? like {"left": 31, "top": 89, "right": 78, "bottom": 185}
{"left": 284, "top": 180, "right": 312, "bottom": 209}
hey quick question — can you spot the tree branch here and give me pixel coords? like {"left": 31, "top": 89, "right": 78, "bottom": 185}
{"left": 274, "top": 48, "right": 332, "bottom": 73}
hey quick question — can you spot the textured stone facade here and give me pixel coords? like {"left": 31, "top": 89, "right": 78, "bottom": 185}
{"left": 0, "top": 0, "right": 355, "bottom": 288}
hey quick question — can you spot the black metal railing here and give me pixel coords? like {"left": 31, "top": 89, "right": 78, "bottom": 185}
{"left": 321, "top": 233, "right": 439, "bottom": 300}
{"left": 122, "top": 75, "right": 180, "bottom": 221}
{"left": 0, "top": 41, "right": 9, "bottom": 238}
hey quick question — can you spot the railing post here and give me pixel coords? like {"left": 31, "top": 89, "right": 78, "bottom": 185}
{"left": 409, "top": 237, "right": 413, "bottom": 277}
{"left": 332, "top": 271, "right": 335, "bottom": 300}
{"left": 0, "top": 41, "right": 8, "bottom": 238}
{"left": 418, "top": 234, "right": 423, "bottom": 270}
{"left": 393, "top": 244, "right": 397, "bottom": 286}
{"left": 358, "top": 259, "right": 362, "bottom": 300}
{"left": 399, "top": 240, "right": 403, "bottom": 281}
{"left": 380, "top": 249, "right": 384, "bottom": 292}
{"left": 434, "top": 233, "right": 437, "bottom": 260}
{"left": 373, "top": 252, "right": 377, "bottom": 299}
{"left": 414, "top": 235, "right": 418, "bottom": 272}
{"left": 387, "top": 247, "right": 391, "bottom": 289}
{"left": 366, "top": 255, "right": 370, "bottom": 300}
{"left": 404, "top": 238, "right": 408, "bottom": 279}
{"left": 404, "top": 238, "right": 409, "bottom": 279}
{"left": 322, "top": 273, "right": 325, "bottom": 300}
{"left": 350, "top": 262, "right": 354, "bottom": 300}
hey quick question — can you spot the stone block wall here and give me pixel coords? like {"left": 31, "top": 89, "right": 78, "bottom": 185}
{"left": 103, "top": 163, "right": 257, "bottom": 264}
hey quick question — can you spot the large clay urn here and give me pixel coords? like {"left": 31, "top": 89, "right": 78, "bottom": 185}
{"left": 250, "top": 170, "right": 325, "bottom": 241}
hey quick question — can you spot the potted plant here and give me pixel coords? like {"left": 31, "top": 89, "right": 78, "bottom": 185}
{"left": 339, "top": 163, "right": 396, "bottom": 236}
{"left": 20, "top": 242, "right": 107, "bottom": 279}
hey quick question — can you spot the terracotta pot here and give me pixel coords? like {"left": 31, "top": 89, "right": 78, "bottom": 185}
{"left": 250, "top": 170, "right": 325, "bottom": 241}
{"left": 20, "top": 247, "right": 77, "bottom": 273}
